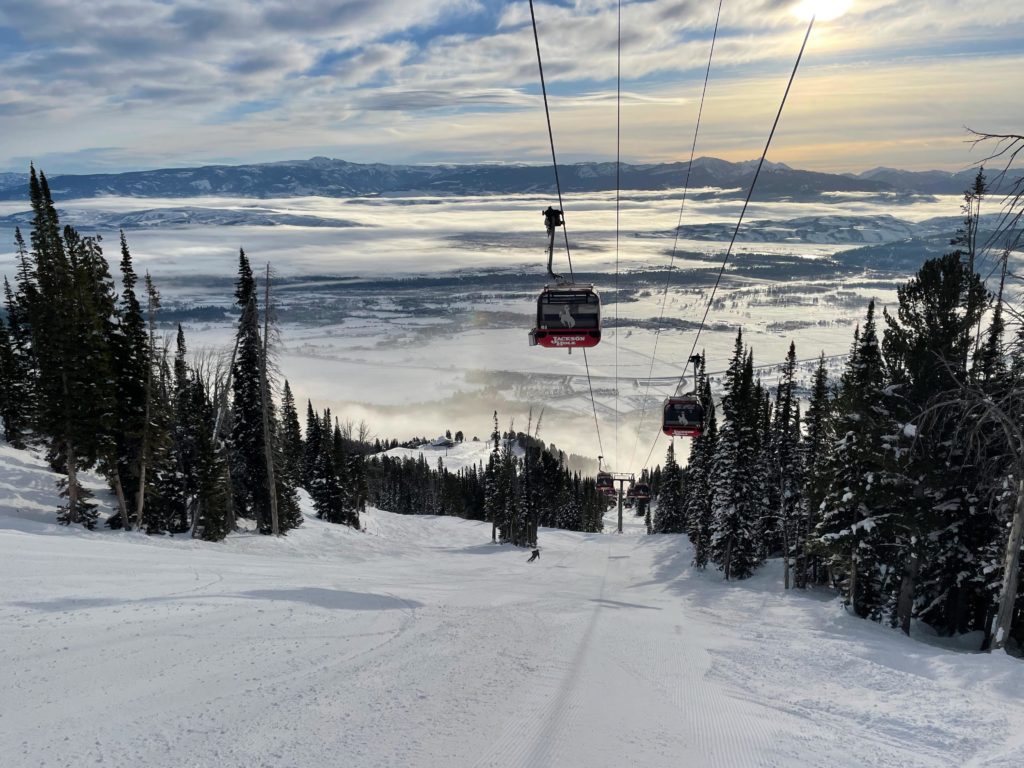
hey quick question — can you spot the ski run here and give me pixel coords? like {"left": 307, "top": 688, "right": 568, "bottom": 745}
{"left": 2, "top": 442, "right": 1023, "bottom": 768}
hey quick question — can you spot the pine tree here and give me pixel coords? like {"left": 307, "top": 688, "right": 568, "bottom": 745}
{"left": 230, "top": 295, "right": 271, "bottom": 529}
{"left": 652, "top": 442, "right": 684, "bottom": 533}
{"left": 5, "top": 230, "right": 39, "bottom": 437}
{"left": 772, "top": 342, "right": 803, "bottom": 588}
{"left": 709, "top": 330, "right": 763, "bottom": 579}
{"left": 303, "top": 399, "right": 321, "bottom": 488}
{"left": 883, "top": 252, "right": 989, "bottom": 634}
{"left": 280, "top": 381, "right": 304, "bottom": 484}
{"left": 799, "top": 354, "right": 833, "bottom": 587}
{"left": 190, "top": 378, "right": 232, "bottom": 541}
{"left": 817, "top": 302, "right": 906, "bottom": 620}
{"left": 113, "top": 232, "right": 150, "bottom": 513}
{"left": 0, "top": 313, "right": 23, "bottom": 444}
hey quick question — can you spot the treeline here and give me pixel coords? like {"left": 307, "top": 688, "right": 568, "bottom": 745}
{"left": 365, "top": 416, "right": 607, "bottom": 541}
{"left": 653, "top": 176, "right": 1024, "bottom": 651}
{"left": 0, "top": 167, "right": 313, "bottom": 539}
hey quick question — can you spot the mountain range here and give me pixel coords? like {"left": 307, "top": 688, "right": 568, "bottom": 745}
{"left": 0, "top": 157, "right": 998, "bottom": 202}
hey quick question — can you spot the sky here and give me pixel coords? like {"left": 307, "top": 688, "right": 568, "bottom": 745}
{"left": 1, "top": 0, "right": 1022, "bottom": 175}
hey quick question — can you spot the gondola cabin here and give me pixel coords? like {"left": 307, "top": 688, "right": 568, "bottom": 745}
{"left": 662, "top": 396, "right": 704, "bottom": 438}
{"left": 633, "top": 483, "right": 651, "bottom": 501}
{"left": 596, "top": 471, "right": 615, "bottom": 496}
{"left": 529, "top": 284, "right": 601, "bottom": 349}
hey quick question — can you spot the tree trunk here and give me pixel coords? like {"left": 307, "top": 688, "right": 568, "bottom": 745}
{"left": 991, "top": 476, "right": 1024, "bottom": 652}
{"left": 65, "top": 440, "right": 79, "bottom": 524}
{"left": 781, "top": 482, "right": 791, "bottom": 590}
{"left": 111, "top": 468, "right": 131, "bottom": 531}
{"left": 259, "top": 271, "right": 279, "bottom": 536}
{"left": 848, "top": 548, "right": 858, "bottom": 615}
{"left": 896, "top": 550, "right": 919, "bottom": 636}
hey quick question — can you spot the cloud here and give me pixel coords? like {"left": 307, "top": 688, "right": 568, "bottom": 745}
{"left": 1, "top": 1, "right": 1022, "bottom": 173}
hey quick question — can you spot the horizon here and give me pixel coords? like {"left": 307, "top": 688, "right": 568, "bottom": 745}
{"left": 0, "top": 153, "right": 1003, "bottom": 179}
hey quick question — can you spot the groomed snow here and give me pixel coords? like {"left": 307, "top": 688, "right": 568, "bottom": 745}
{"left": 2, "top": 446, "right": 1023, "bottom": 767}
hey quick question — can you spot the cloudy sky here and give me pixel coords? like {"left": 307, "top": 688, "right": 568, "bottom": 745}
{"left": 1, "top": 0, "right": 1022, "bottom": 174}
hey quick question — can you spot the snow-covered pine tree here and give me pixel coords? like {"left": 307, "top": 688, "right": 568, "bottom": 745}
{"left": 685, "top": 355, "right": 717, "bottom": 567}
{"left": 189, "top": 377, "right": 232, "bottom": 542}
{"left": 229, "top": 291, "right": 270, "bottom": 529}
{"left": 652, "top": 441, "right": 684, "bottom": 533}
{"left": 709, "top": 330, "right": 763, "bottom": 579}
{"left": 752, "top": 373, "right": 776, "bottom": 559}
{"left": 112, "top": 232, "right": 149, "bottom": 518}
{"left": 798, "top": 354, "right": 833, "bottom": 588}
{"left": 308, "top": 428, "right": 348, "bottom": 524}
{"left": 816, "top": 302, "right": 906, "bottom": 620}
{"left": 142, "top": 350, "right": 188, "bottom": 534}
{"left": 5, "top": 229, "right": 40, "bottom": 439}
{"left": 772, "top": 342, "right": 804, "bottom": 588}
{"left": 302, "top": 399, "right": 321, "bottom": 488}
{"left": 280, "top": 381, "right": 304, "bottom": 485}
{"left": 882, "top": 252, "right": 988, "bottom": 634}
{"left": 0, "top": 311, "right": 21, "bottom": 445}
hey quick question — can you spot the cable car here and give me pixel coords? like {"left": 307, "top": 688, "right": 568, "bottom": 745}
{"left": 632, "top": 483, "right": 651, "bottom": 500}
{"left": 662, "top": 395, "right": 704, "bottom": 438}
{"left": 596, "top": 471, "right": 615, "bottom": 497}
{"left": 530, "top": 205, "right": 602, "bottom": 349}
{"left": 530, "top": 285, "right": 601, "bottom": 349}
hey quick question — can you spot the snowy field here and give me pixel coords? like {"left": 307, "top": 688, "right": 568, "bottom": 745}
{"left": 0, "top": 188, "right": 1007, "bottom": 471}
{"left": 2, "top": 441, "right": 1023, "bottom": 768}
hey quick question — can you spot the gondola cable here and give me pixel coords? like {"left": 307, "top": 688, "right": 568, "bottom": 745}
{"left": 528, "top": 0, "right": 605, "bottom": 459}
{"left": 614, "top": 0, "right": 622, "bottom": 471}
{"left": 627, "top": 0, "right": 724, "bottom": 472}
{"left": 640, "top": 13, "right": 819, "bottom": 472}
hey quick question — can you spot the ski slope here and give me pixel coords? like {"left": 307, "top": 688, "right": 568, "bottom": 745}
{"left": 2, "top": 450, "right": 1024, "bottom": 767}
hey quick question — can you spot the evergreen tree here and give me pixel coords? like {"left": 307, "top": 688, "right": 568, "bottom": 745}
{"left": 280, "top": 381, "right": 304, "bottom": 484}
{"left": 303, "top": 399, "right": 321, "bottom": 488}
{"left": 235, "top": 248, "right": 255, "bottom": 308}
{"left": 113, "top": 231, "right": 149, "bottom": 510}
{"left": 190, "top": 378, "right": 232, "bottom": 541}
{"left": 709, "top": 330, "right": 763, "bottom": 579}
{"left": 652, "top": 442, "right": 684, "bottom": 533}
{"left": 772, "top": 342, "right": 804, "bottom": 588}
{"left": 817, "top": 302, "right": 906, "bottom": 620}
{"left": 883, "top": 252, "right": 989, "bottom": 634}
{"left": 230, "top": 296, "right": 270, "bottom": 529}
{"left": 799, "top": 354, "right": 833, "bottom": 587}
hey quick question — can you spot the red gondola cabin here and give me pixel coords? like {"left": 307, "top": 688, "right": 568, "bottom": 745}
{"left": 529, "top": 285, "right": 601, "bottom": 349}
{"left": 662, "top": 396, "right": 704, "bottom": 438}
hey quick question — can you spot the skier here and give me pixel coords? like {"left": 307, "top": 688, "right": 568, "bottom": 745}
{"left": 527, "top": 548, "right": 540, "bottom": 563}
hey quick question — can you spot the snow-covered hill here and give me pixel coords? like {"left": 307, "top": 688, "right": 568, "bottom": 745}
{"left": 2, "top": 441, "right": 1023, "bottom": 767}
{"left": 376, "top": 438, "right": 517, "bottom": 473}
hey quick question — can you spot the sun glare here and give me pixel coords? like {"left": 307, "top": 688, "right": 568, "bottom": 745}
{"left": 792, "top": 0, "right": 852, "bottom": 22}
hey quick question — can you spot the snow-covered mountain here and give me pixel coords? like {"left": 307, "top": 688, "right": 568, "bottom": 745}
{"left": 0, "top": 156, "right": 900, "bottom": 201}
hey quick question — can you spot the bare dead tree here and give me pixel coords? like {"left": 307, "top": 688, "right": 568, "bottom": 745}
{"left": 967, "top": 130, "right": 1024, "bottom": 260}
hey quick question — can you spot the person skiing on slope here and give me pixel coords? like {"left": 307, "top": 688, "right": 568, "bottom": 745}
{"left": 527, "top": 548, "right": 540, "bottom": 563}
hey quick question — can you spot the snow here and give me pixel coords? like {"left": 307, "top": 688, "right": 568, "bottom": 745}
{"left": 377, "top": 438, "right": 514, "bottom": 473}
{"left": 2, "top": 443, "right": 1024, "bottom": 767}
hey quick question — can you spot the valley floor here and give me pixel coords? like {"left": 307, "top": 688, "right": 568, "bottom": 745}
{"left": 2, "top": 499, "right": 1023, "bottom": 767}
